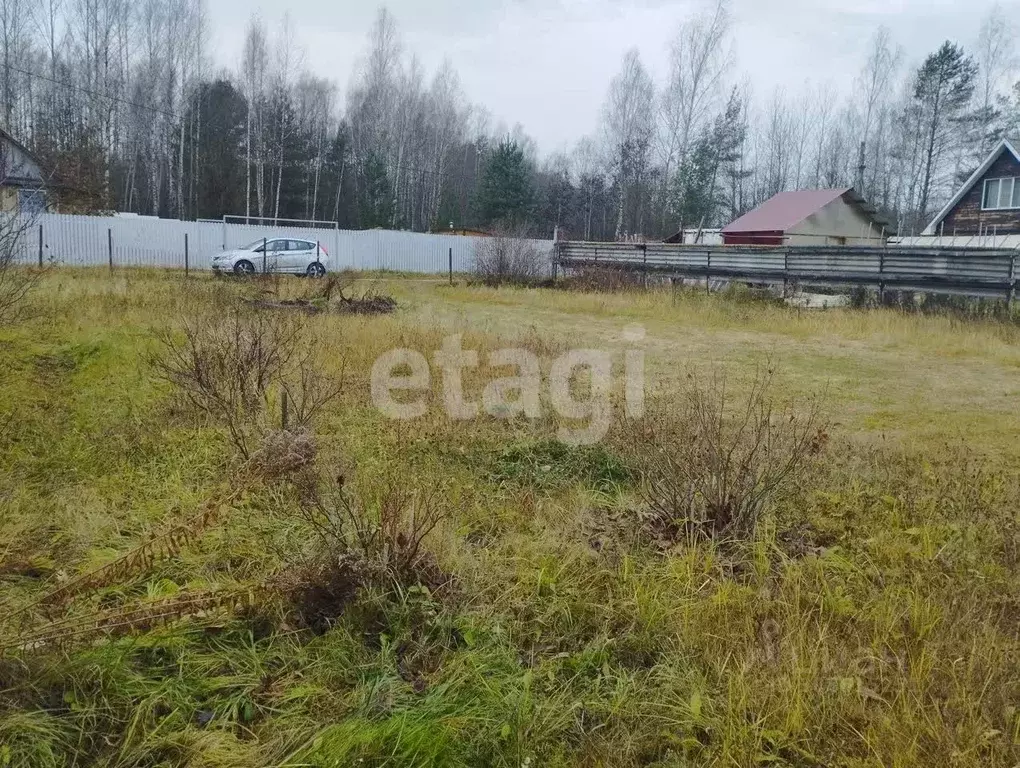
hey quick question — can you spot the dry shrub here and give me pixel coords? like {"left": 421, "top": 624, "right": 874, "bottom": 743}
{"left": 245, "top": 429, "right": 318, "bottom": 482}
{"left": 474, "top": 225, "right": 546, "bottom": 285}
{"left": 280, "top": 469, "right": 453, "bottom": 630}
{"left": 249, "top": 273, "right": 397, "bottom": 315}
{"left": 633, "top": 366, "right": 826, "bottom": 543}
{"left": 306, "top": 472, "right": 448, "bottom": 585}
{"left": 0, "top": 210, "right": 40, "bottom": 326}
{"left": 562, "top": 266, "right": 643, "bottom": 293}
{"left": 152, "top": 306, "right": 343, "bottom": 458}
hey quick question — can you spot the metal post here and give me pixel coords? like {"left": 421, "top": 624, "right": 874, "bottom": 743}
{"left": 38, "top": 224, "right": 43, "bottom": 268}
{"left": 783, "top": 248, "right": 789, "bottom": 298}
{"left": 706, "top": 250, "right": 711, "bottom": 295}
{"left": 1008, "top": 253, "right": 1017, "bottom": 311}
{"left": 108, "top": 228, "right": 113, "bottom": 274}
{"left": 878, "top": 245, "right": 886, "bottom": 305}
{"left": 449, "top": 247, "right": 453, "bottom": 286}
{"left": 316, "top": 240, "right": 321, "bottom": 266}
{"left": 184, "top": 233, "right": 190, "bottom": 277}
{"left": 262, "top": 237, "right": 268, "bottom": 275}
{"left": 641, "top": 243, "right": 648, "bottom": 290}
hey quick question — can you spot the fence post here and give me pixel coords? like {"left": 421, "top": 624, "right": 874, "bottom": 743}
{"left": 108, "top": 228, "right": 113, "bottom": 274}
{"left": 641, "top": 243, "right": 648, "bottom": 290}
{"left": 878, "top": 246, "right": 886, "bottom": 305}
{"left": 262, "top": 237, "right": 268, "bottom": 275}
{"left": 1008, "top": 253, "right": 1017, "bottom": 311}
{"left": 38, "top": 224, "right": 43, "bottom": 268}
{"left": 783, "top": 249, "right": 789, "bottom": 298}
{"left": 316, "top": 240, "right": 321, "bottom": 267}
{"left": 184, "top": 233, "right": 190, "bottom": 277}
{"left": 705, "top": 249, "right": 711, "bottom": 295}
{"left": 449, "top": 247, "right": 453, "bottom": 286}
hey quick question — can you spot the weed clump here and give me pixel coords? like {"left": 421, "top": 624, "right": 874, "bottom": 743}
{"left": 279, "top": 470, "right": 454, "bottom": 631}
{"left": 559, "top": 266, "right": 644, "bottom": 293}
{"left": 152, "top": 306, "right": 343, "bottom": 458}
{"left": 632, "top": 367, "right": 826, "bottom": 543}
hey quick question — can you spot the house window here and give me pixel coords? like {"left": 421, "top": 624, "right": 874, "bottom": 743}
{"left": 982, "top": 177, "right": 1020, "bottom": 210}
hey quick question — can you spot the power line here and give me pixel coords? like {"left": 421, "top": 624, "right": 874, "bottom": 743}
{"left": 6, "top": 63, "right": 181, "bottom": 121}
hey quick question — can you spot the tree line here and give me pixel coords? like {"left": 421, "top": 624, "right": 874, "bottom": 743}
{"left": 1, "top": 0, "right": 1017, "bottom": 239}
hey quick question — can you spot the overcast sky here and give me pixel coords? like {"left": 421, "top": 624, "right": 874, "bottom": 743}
{"left": 205, "top": 0, "right": 1016, "bottom": 152}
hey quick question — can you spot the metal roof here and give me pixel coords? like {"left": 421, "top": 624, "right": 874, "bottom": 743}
{"left": 722, "top": 188, "right": 851, "bottom": 234}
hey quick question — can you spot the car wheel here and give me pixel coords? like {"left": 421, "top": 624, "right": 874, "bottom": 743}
{"left": 233, "top": 260, "right": 256, "bottom": 276}
{"left": 306, "top": 262, "right": 327, "bottom": 278}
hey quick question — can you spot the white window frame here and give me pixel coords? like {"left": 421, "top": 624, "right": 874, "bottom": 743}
{"left": 982, "top": 177, "right": 1020, "bottom": 210}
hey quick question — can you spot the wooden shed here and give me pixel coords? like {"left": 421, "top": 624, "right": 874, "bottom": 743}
{"left": 721, "top": 188, "right": 892, "bottom": 246}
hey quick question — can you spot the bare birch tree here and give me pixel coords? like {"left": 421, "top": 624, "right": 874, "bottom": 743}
{"left": 657, "top": 0, "right": 732, "bottom": 226}
{"left": 602, "top": 49, "right": 654, "bottom": 240}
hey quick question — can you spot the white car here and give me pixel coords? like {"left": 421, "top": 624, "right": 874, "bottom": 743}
{"left": 211, "top": 238, "right": 329, "bottom": 277}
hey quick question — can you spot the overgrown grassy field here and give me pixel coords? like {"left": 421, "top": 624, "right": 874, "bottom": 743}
{"left": 0, "top": 269, "right": 1018, "bottom": 767}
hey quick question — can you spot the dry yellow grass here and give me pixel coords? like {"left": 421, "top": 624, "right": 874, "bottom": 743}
{"left": 0, "top": 268, "right": 1017, "bottom": 767}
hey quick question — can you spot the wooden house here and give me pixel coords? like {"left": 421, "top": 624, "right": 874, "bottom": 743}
{"left": 924, "top": 138, "right": 1020, "bottom": 237}
{"left": 0, "top": 127, "right": 46, "bottom": 214}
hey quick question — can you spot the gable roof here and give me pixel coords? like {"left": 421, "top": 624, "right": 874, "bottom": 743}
{"left": 923, "top": 138, "right": 1020, "bottom": 235}
{"left": 722, "top": 188, "right": 851, "bottom": 234}
{"left": 0, "top": 126, "right": 44, "bottom": 186}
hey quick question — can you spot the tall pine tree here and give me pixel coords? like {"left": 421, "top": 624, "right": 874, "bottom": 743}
{"left": 477, "top": 137, "right": 535, "bottom": 229}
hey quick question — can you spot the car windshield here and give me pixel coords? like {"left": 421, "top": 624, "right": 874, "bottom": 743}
{"left": 240, "top": 239, "right": 270, "bottom": 251}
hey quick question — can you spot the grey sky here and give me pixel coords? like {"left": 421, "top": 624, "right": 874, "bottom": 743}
{"left": 206, "top": 0, "right": 1015, "bottom": 152}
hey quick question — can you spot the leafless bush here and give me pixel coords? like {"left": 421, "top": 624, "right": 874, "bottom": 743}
{"left": 474, "top": 225, "right": 545, "bottom": 285}
{"left": 562, "top": 265, "right": 643, "bottom": 293}
{"left": 276, "top": 469, "right": 452, "bottom": 630}
{"left": 303, "top": 472, "right": 447, "bottom": 583}
{"left": 634, "top": 366, "right": 827, "bottom": 543}
{"left": 152, "top": 306, "right": 344, "bottom": 458}
{"left": 0, "top": 210, "right": 40, "bottom": 326}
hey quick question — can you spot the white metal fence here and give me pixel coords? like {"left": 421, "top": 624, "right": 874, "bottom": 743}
{"left": 15, "top": 213, "right": 555, "bottom": 275}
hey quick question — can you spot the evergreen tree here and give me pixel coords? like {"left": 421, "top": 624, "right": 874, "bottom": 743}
{"left": 667, "top": 89, "right": 747, "bottom": 229}
{"left": 178, "top": 80, "right": 247, "bottom": 220}
{"left": 911, "top": 42, "right": 978, "bottom": 219}
{"left": 477, "top": 137, "right": 534, "bottom": 228}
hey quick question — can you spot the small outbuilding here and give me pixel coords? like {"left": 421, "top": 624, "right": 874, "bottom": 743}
{"left": 721, "top": 188, "right": 892, "bottom": 246}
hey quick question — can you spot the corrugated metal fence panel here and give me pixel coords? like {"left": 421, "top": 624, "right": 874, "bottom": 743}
{"left": 788, "top": 250, "right": 882, "bottom": 276}
{"left": 882, "top": 252, "right": 1012, "bottom": 282}
{"left": 647, "top": 245, "right": 707, "bottom": 268}
{"left": 712, "top": 249, "right": 785, "bottom": 272}
{"left": 555, "top": 241, "right": 1020, "bottom": 298}
{"left": 16, "top": 213, "right": 554, "bottom": 274}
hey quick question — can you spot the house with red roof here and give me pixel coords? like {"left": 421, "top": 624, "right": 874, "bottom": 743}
{"left": 721, "top": 188, "right": 893, "bottom": 246}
